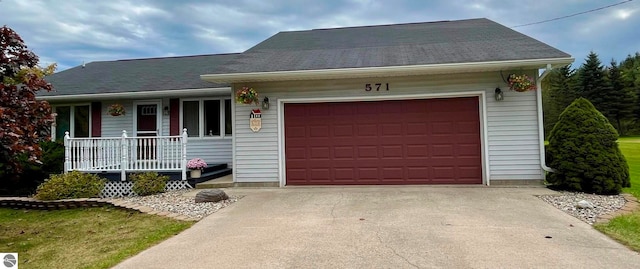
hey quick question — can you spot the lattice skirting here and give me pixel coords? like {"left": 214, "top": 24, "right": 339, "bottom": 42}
{"left": 101, "top": 180, "right": 193, "bottom": 198}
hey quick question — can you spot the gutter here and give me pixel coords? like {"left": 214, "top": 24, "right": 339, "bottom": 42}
{"left": 536, "top": 64, "right": 555, "bottom": 173}
{"left": 201, "top": 57, "right": 574, "bottom": 83}
{"left": 37, "top": 87, "right": 231, "bottom": 102}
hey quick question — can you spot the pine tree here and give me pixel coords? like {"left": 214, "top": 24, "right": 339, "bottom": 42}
{"left": 620, "top": 53, "right": 640, "bottom": 129}
{"left": 543, "top": 65, "right": 577, "bottom": 138}
{"left": 578, "top": 52, "right": 622, "bottom": 130}
{"left": 606, "top": 60, "right": 636, "bottom": 135}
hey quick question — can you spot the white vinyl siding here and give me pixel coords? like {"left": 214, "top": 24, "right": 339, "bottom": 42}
{"left": 233, "top": 71, "right": 543, "bottom": 184}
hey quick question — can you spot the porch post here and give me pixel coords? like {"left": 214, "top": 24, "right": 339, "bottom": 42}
{"left": 64, "top": 131, "right": 70, "bottom": 173}
{"left": 181, "top": 128, "right": 188, "bottom": 180}
{"left": 121, "top": 130, "right": 128, "bottom": 181}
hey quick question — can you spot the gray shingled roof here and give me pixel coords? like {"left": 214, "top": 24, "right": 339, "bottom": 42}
{"left": 210, "top": 18, "right": 570, "bottom": 74}
{"left": 42, "top": 18, "right": 570, "bottom": 97}
{"left": 40, "top": 53, "right": 237, "bottom": 97}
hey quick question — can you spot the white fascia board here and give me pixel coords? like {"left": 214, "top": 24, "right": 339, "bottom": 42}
{"left": 200, "top": 57, "right": 575, "bottom": 83}
{"left": 37, "top": 87, "right": 231, "bottom": 102}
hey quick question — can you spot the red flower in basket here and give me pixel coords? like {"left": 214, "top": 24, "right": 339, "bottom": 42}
{"left": 507, "top": 74, "right": 537, "bottom": 92}
{"left": 108, "top": 104, "right": 125, "bottom": 116}
{"left": 235, "top": 87, "right": 259, "bottom": 105}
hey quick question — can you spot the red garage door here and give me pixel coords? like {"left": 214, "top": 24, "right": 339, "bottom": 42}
{"left": 284, "top": 97, "right": 482, "bottom": 185}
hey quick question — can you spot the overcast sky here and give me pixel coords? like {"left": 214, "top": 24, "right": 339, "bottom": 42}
{"left": 1, "top": 0, "right": 639, "bottom": 71}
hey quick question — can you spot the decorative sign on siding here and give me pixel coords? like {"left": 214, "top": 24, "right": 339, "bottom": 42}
{"left": 250, "top": 109, "right": 262, "bottom": 132}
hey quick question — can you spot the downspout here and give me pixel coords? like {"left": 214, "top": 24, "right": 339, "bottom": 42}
{"left": 536, "top": 64, "right": 555, "bottom": 173}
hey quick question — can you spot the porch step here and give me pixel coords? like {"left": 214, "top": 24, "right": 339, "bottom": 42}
{"left": 195, "top": 174, "right": 234, "bottom": 189}
{"left": 187, "top": 165, "right": 232, "bottom": 186}
{"left": 93, "top": 163, "right": 231, "bottom": 183}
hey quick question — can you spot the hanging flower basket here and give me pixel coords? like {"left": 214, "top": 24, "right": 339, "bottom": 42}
{"left": 235, "top": 87, "right": 259, "bottom": 105}
{"left": 507, "top": 74, "right": 536, "bottom": 92}
{"left": 108, "top": 104, "right": 126, "bottom": 116}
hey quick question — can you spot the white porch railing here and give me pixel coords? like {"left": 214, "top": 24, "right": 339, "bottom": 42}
{"left": 64, "top": 129, "right": 188, "bottom": 181}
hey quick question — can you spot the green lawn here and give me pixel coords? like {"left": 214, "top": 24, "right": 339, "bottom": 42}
{"left": 620, "top": 136, "right": 640, "bottom": 198}
{"left": 0, "top": 207, "right": 193, "bottom": 269}
{"left": 595, "top": 136, "right": 640, "bottom": 252}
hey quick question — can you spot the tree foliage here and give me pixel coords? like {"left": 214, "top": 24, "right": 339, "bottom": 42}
{"left": 577, "top": 52, "right": 612, "bottom": 114}
{"left": 0, "top": 25, "right": 56, "bottom": 178}
{"left": 543, "top": 52, "right": 640, "bottom": 137}
{"left": 547, "top": 98, "right": 630, "bottom": 194}
{"left": 543, "top": 65, "right": 577, "bottom": 137}
{"left": 606, "top": 60, "right": 636, "bottom": 135}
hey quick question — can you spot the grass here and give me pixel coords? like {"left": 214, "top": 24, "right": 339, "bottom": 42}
{"left": 0, "top": 207, "right": 193, "bottom": 269}
{"left": 619, "top": 136, "right": 640, "bottom": 198}
{"left": 595, "top": 213, "right": 640, "bottom": 251}
{"left": 594, "top": 136, "right": 640, "bottom": 252}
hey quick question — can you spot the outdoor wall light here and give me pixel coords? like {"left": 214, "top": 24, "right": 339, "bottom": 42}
{"left": 495, "top": 88, "right": 504, "bottom": 101}
{"left": 262, "top": 97, "right": 270, "bottom": 110}
{"left": 163, "top": 106, "right": 170, "bottom": 115}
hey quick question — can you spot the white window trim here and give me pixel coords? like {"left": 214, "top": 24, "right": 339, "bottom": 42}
{"left": 180, "top": 97, "right": 232, "bottom": 139}
{"left": 52, "top": 103, "right": 92, "bottom": 140}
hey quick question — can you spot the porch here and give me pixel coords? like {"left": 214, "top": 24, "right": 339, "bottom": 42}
{"left": 64, "top": 129, "right": 190, "bottom": 181}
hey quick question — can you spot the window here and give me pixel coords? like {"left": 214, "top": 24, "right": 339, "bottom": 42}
{"left": 182, "top": 99, "right": 232, "bottom": 138}
{"left": 54, "top": 105, "right": 90, "bottom": 140}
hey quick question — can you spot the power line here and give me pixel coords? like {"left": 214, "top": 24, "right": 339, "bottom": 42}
{"left": 511, "top": 0, "right": 634, "bottom": 28}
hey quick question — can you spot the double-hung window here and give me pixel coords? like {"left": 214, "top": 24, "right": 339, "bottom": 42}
{"left": 53, "top": 105, "right": 91, "bottom": 140}
{"left": 182, "top": 99, "right": 232, "bottom": 138}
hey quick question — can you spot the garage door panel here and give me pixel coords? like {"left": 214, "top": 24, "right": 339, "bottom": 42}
{"left": 286, "top": 126, "right": 306, "bottom": 138}
{"left": 285, "top": 97, "right": 482, "bottom": 185}
{"left": 309, "top": 147, "right": 330, "bottom": 160}
{"left": 381, "top": 123, "right": 403, "bottom": 136}
{"left": 357, "top": 124, "right": 378, "bottom": 136}
{"left": 407, "top": 145, "right": 429, "bottom": 158}
{"left": 286, "top": 147, "right": 307, "bottom": 159}
{"left": 407, "top": 123, "right": 428, "bottom": 135}
{"left": 358, "top": 168, "right": 379, "bottom": 180}
{"left": 458, "top": 144, "right": 481, "bottom": 157}
{"left": 333, "top": 125, "right": 354, "bottom": 136}
{"left": 432, "top": 144, "right": 454, "bottom": 156}
{"left": 381, "top": 145, "right": 403, "bottom": 158}
{"left": 309, "top": 126, "right": 330, "bottom": 137}
{"left": 357, "top": 146, "right": 379, "bottom": 158}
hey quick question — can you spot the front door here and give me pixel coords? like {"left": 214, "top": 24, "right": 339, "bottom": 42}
{"left": 135, "top": 103, "right": 161, "bottom": 160}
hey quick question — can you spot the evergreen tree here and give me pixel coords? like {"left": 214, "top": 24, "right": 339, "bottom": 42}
{"left": 578, "top": 52, "right": 623, "bottom": 130}
{"left": 547, "top": 98, "right": 630, "bottom": 194}
{"left": 620, "top": 53, "right": 640, "bottom": 128}
{"left": 606, "top": 60, "right": 636, "bottom": 135}
{"left": 543, "top": 65, "right": 577, "bottom": 137}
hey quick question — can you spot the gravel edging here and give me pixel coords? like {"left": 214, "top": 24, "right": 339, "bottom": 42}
{"left": 1, "top": 190, "right": 241, "bottom": 222}
{"left": 538, "top": 191, "right": 637, "bottom": 225}
{"left": 116, "top": 189, "right": 241, "bottom": 221}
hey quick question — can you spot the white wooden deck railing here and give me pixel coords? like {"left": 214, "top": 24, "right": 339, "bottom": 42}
{"left": 64, "top": 129, "right": 188, "bottom": 181}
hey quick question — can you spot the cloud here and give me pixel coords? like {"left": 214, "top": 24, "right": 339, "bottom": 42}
{"left": 1, "top": 0, "right": 638, "bottom": 71}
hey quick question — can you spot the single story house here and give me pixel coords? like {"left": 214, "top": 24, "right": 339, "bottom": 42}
{"left": 39, "top": 18, "right": 573, "bottom": 189}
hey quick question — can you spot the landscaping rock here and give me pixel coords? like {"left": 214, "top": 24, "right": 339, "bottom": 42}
{"left": 576, "top": 200, "right": 595, "bottom": 209}
{"left": 195, "top": 189, "right": 229, "bottom": 203}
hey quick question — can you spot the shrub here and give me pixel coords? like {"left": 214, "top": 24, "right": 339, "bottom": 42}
{"left": 130, "top": 172, "right": 168, "bottom": 196}
{"left": 0, "top": 141, "right": 65, "bottom": 196}
{"left": 35, "top": 171, "right": 106, "bottom": 200}
{"left": 547, "top": 98, "right": 630, "bottom": 194}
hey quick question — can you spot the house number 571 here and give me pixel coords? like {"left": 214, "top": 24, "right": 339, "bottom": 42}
{"left": 365, "top": 83, "right": 389, "bottom": 91}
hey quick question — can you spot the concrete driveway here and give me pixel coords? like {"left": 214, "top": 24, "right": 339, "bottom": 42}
{"left": 114, "top": 187, "right": 640, "bottom": 268}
